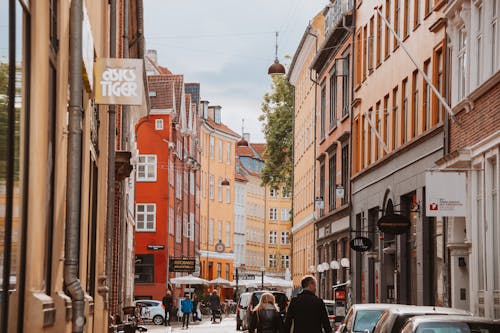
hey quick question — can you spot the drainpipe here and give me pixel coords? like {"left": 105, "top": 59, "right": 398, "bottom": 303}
{"left": 65, "top": 0, "right": 86, "bottom": 332}
{"left": 349, "top": 2, "right": 356, "bottom": 306}
{"left": 106, "top": 0, "right": 117, "bottom": 313}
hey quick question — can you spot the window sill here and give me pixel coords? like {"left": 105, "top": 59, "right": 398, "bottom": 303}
{"left": 413, "top": 22, "right": 420, "bottom": 32}
{"left": 402, "top": 34, "right": 410, "bottom": 42}
{"left": 423, "top": 10, "right": 433, "bottom": 21}
{"left": 328, "top": 124, "right": 338, "bottom": 135}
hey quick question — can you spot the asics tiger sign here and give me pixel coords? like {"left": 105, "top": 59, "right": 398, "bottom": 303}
{"left": 94, "top": 58, "right": 144, "bottom": 105}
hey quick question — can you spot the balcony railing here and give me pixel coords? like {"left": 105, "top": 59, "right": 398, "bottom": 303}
{"left": 325, "top": 0, "right": 354, "bottom": 36}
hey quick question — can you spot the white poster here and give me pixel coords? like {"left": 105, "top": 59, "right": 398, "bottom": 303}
{"left": 425, "top": 171, "right": 466, "bottom": 217}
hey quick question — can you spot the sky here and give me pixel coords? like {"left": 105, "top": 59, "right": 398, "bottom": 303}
{"left": 144, "top": 0, "right": 326, "bottom": 142}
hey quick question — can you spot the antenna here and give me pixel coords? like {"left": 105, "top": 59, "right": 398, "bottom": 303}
{"left": 241, "top": 118, "right": 245, "bottom": 135}
{"left": 275, "top": 32, "right": 279, "bottom": 59}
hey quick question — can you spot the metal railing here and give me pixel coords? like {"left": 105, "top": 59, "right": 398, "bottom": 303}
{"left": 325, "top": 0, "right": 354, "bottom": 36}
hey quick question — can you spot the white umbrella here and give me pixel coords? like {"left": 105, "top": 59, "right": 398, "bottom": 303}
{"left": 209, "top": 277, "right": 231, "bottom": 285}
{"left": 170, "top": 274, "right": 208, "bottom": 285}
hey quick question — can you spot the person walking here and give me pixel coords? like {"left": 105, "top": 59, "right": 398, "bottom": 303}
{"left": 162, "top": 290, "right": 173, "bottom": 326}
{"left": 209, "top": 289, "right": 221, "bottom": 323}
{"left": 284, "top": 275, "right": 332, "bottom": 333}
{"left": 180, "top": 295, "right": 194, "bottom": 329}
{"left": 249, "top": 292, "right": 284, "bottom": 333}
{"left": 191, "top": 293, "right": 201, "bottom": 322}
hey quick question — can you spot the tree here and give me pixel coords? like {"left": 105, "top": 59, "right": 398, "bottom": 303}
{"left": 259, "top": 74, "right": 294, "bottom": 191}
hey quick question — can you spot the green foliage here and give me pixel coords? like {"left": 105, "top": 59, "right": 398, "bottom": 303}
{"left": 259, "top": 74, "right": 294, "bottom": 191}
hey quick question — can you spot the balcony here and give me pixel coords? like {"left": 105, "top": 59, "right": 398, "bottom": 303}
{"left": 324, "top": 0, "right": 354, "bottom": 37}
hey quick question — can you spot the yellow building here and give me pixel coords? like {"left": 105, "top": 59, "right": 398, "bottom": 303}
{"left": 287, "top": 11, "right": 325, "bottom": 288}
{"left": 199, "top": 104, "right": 239, "bottom": 299}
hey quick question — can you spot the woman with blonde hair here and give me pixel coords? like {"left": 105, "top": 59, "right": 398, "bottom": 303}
{"left": 249, "top": 292, "right": 284, "bottom": 333}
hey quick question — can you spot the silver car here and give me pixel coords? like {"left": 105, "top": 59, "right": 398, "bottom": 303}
{"left": 400, "top": 315, "right": 500, "bottom": 333}
{"left": 134, "top": 300, "right": 165, "bottom": 325}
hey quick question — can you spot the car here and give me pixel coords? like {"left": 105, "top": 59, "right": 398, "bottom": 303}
{"left": 339, "top": 304, "right": 401, "bottom": 333}
{"left": 242, "top": 290, "right": 289, "bottom": 331}
{"left": 236, "top": 292, "right": 251, "bottom": 331}
{"left": 133, "top": 299, "right": 165, "bottom": 325}
{"left": 371, "top": 305, "right": 470, "bottom": 333}
{"left": 324, "top": 300, "right": 337, "bottom": 329}
{"left": 400, "top": 314, "right": 500, "bottom": 333}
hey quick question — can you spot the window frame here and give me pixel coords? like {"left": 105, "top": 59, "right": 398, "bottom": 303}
{"left": 136, "top": 203, "right": 157, "bottom": 232}
{"left": 155, "top": 118, "right": 164, "bottom": 130}
{"left": 137, "top": 154, "right": 157, "bottom": 182}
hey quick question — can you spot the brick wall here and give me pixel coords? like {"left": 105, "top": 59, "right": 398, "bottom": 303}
{"left": 449, "top": 83, "right": 500, "bottom": 152}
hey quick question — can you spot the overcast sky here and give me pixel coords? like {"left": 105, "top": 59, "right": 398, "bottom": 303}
{"left": 144, "top": 0, "right": 326, "bottom": 142}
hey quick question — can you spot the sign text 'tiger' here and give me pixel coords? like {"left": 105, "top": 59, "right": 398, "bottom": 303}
{"left": 94, "top": 58, "right": 144, "bottom": 105}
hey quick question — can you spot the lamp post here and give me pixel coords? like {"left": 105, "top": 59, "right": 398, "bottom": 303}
{"left": 260, "top": 266, "right": 265, "bottom": 290}
{"left": 235, "top": 262, "right": 240, "bottom": 301}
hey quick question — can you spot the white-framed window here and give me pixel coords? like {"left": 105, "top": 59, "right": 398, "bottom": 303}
{"left": 169, "top": 207, "right": 174, "bottom": 235}
{"left": 225, "top": 222, "right": 231, "bottom": 247}
{"left": 155, "top": 118, "right": 164, "bottom": 130}
{"left": 269, "top": 208, "right": 278, "bottom": 220}
{"left": 281, "top": 208, "right": 290, "bottom": 221}
{"left": 217, "top": 220, "right": 223, "bottom": 243}
{"left": 270, "top": 188, "right": 278, "bottom": 198}
{"left": 209, "top": 219, "right": 214, "bottom": 245}
{"left": 458, "top": 27, "right": 468, "bottom": 101}
{"left": 176, "top": 215, "right": 181, "bottom": 243}
{"left": 218, "top": 177, "right": 223, "bottom": 202}
{"left": 168, "top": 163, "right": 174, "bottom": 186}
{"left": 209, "top": 175, "right": 215, "bottom": 199}
{"left": 137, "top": 155, "right": 157, "bottom": 182}
{"left": 491, "top": 0, "right": 498, "bottom": 73}
{"left": 282, "top": 187, "right": 290, "bottom": 198}
{"left": 268, "top": 231, "right": 277, "bottom": 244}
{"left": 176, "top": 171, "right": 182, "bottom": 199}
{"left": 189, "top": 213, "right": 194, "bottom": 240}
{"left": 226, "top": 143, "right": 231, "bottom": 165}
{"left": 281, "top": 255, "right": 290, "bottom": 269}
{"left": 281, "top": 231, "right": 290, "bottom": 245}
{"left": 268, "top": 254, "right": 277, "bottom": 268}
{"left": 136, "top": 204, "right": 156, "bottom": 232}
{"left": 190, "top": 171, "right": 195, "bottom": 195}
{"left": 476, "top": 2, "right": 484, "bottom": 85}
{"left": 218, "top": 139, "right": 223, "bottom": 162}
{"left": 210, "top": 137, "right": 215, "bottom": 159}
{"left": 225, "top": 186, "right": 231, "bottom": 204}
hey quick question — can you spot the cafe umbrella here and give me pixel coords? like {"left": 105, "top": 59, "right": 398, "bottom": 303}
{"left": 170, "top": 275, "right": 209, "bottom": 298}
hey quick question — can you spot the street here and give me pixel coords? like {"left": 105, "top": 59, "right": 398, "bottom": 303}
{"left": 145, "top": 317, "right": 237, "bottom": 333}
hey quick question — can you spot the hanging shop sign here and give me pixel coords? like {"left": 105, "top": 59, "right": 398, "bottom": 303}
{"left": 169, "top": 257, "right": 196, "bottom": 273}
{"left": 377, "top": 213, "right": 410, "bottom": 235}
{"left": 350, "top": 236, "right": 373, "bottom": 252}
{"left": 336, "top": 185, "right": 345, "bottom": 199}
{"left": 94, "top": 58, "right": 144, "bottom": 105}
{"left": 425, "top": 171, "right": 466, "bottom": 217}
{"left": 315, "top": 197, "right": 325, "bottom": 209}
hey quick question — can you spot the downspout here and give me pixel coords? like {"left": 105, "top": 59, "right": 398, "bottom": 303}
{"left": 106, "top": 0, "right": 117, "bottom": 312}
{"left": 65, "top": 0, "right": 86, "bottom": 331}
{"left": 349, "top": 2, "right": 356, "bottom": 305}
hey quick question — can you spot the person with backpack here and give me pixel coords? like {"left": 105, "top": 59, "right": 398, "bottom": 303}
{"left": 249, "top": 292, "right": 284, "bottom": 333}
{"left": 180, "top": 295, "right": 194, "bottom": 329}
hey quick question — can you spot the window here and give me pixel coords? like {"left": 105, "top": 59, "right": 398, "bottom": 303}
{"left": 385, "top": 0, "right": 391, "bottom": 57}
{"left": 342, "top": 56, "right": 350, "bottom": 117}
{"left": 401, "top": 78, "right": 408, "bottom": 144}
{"left": 394, "top": 0, "right": 400, "bottom": 49}
{"left": 136, "top": 204, "right": 156, "bottom": 232}
{"left": 137, "top": 155, "right": 157, "bottom": 181}
{"left": 476, "top": 3, "right": 483, "bottom": 85}
{"left": 458, "top": 27, "right": 467, "bottom": 101}
{"left": 341, "top": 144, "right": 349, "bottom": 205}
{"left": 218, "top": 178, "right": 223, "bottom": 202}
{"left": 281, "top": 208, "right": 290, "bottom": 221}
{"left": 363, "top": 25, "right": 368, "bottom": 79}
{"left": 392, "top": 86, "right": 399, "bottom": 150}
{"left": 218, "top": 220, "right": 223, "bottom": 243}
{"left": 367, "top": 109, "right": 372, "bottom": 164}
{"left": 269, "top": 231, "right": 277, "bottom": 244}
{"left": 269, "top": 208, "right": 278, "bottom": 220}
{"left": 355, "top": 29, "right": 363, "bottom": 86}
{"left": 281, "top": 232, "right": 290, "bottom": 245}
{"left": 329, "top": 154, "right": 337, "bottom": 211}
{"left": 210, "top": 137, "right": 215, "bottom": 159}
{"left": 135, "top": 255, "right": 154, "bottom": 284}
{"left": 281, "top": 255, "right": 290, "bottom": 269}
{"left": 209, "top": 219, "right": 214, "bottom": 245}
{"left": 226, "top": 142, "right": 231, "bottom": 165}
{"left": 155, "top": 118, "right": 164, "bottom": 130}
{"left": 488, "top": 158, "right": 499, "bottom": 290}
{"left": 217, "top": 263, "right": 222, "bottom": 278}
{"left": 476, "top": 168, "right": 485, "bottom": 290}
{"left": 225, "top": 264, "right": 230, "bottom": 281}
{"left": 413, "top": 0, "right": 420, "bottom": 28}
{"left": 424, "top": 0, "right": 433, "bottom": 17}
{"left": 491, "top": 0, "right": 498, "bottom": 73}
{"left": 433, "top": 48, "right": 444, "bottom": 124}
{"left": 375, "top": 102, "right": 381, "bottom": 160}
{"left": 329, "top": 69, "right": 337, "bottom": 129}
{"left": 270, "top": 188, "right": 278, "bottom": 198}
{"left": 360, "top": 115, "right": 365, "bottom": 168}
{"left": 268, "top": 254, "right": 277, "bottom": 268}
{"left": 320, "top": 84, "right": 326, "bottom": 139}
{"left": 383, "top": 95, "right": 390, "bottom": 149}
{"left": 218, "top": 139, "right": 223, "bottom": 162}
{"left": 403, "top": 0, "right": 409, "bottom": 38}
{"left": 169, "top": 207, "right": 174, "bottom": 235}
{"left": 369, "top": 16, "right": 375, "bottom": 73}
{"left": 225, "top": 186, "right": 231, "bottom": 203}
{"left": 282, "top": 187, "right": 290, "bottom": 198}
{"left": 423, "top": 59, "right": 431, "bottom": 131}
{"left": 320, "top": 162, "right": 325, "bottom": 216}
{"left": 176, "top": 216, "right": 181, "bottom": 243}
{"left": 225, "top": 222, "right": 231, "bottom": 247}
{"left": 376, "top": 10, "right": 382, "bottom": 66}
{"left": 412, "top": 70, "right": 419, "bottom": 137}
{"left": 209, "top": 175, "right": 215, "bottom": 199}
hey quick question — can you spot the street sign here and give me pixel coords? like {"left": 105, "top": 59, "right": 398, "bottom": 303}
{"left": 237, "top": 274, "right": 256, "bottom": 280}
{"left": 169, "top": 257, "right": 196, "bottom": 273}
{"left": 377, "top": 213, "right": 410, "bottom": 234}
{"left": 350, "top": 237, "right": 373, "bottom": 252}
{"left": 147, "top": 245, "right": 164, "bottom": 250}
{"left": 425, "top": 171, "right": 466, "bottom": 217}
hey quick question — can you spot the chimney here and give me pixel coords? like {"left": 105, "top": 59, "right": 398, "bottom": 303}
{"left": 208, "top": 105, "right": 222, "bottom": 124}
{"left": 243, "top": 133, "right": 250, "bottom": 142}
{"left": 147, "top": 49, "right": 158, "bottom": 64}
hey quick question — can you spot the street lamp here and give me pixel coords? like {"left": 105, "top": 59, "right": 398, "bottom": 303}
{"left": 260, "top": 266, "right": 265, "bottom": 290}
{"left": 267, "top": 32, "right": 286, "bottom": 76}
{"left": 235, "top": 262, "right": 240, "bottom": 301}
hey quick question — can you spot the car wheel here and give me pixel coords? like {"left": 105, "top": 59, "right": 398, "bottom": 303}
{"left": 152, "top": 315, "right": 164, "bottom": 325}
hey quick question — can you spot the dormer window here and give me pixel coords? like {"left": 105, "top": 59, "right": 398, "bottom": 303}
{"left": 214, "top": 108, "right": 221, "bottom": 124}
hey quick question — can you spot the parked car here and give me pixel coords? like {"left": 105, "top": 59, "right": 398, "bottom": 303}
{"left": 236, "top": 292, "right": 251, "bottom": 331}
{"left": 241, "top": 290, "right": 289, "bottom": 331}
{"left": 400, "top": 315, "right": 500, "bottom": 333}
{"left": 324, "top": 300, "right": 337, "bottom": 329}
{"left": 371, "top": 305, "right": 470, "bottom": 333}
{"left": 339, "top": 304, "right": 399, "bottom": 333}
{"left": 133, "top": 299, "right": 165, "bottom": 325}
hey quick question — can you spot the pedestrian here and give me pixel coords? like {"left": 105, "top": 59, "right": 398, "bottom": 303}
{"left": 209, "top": 289, "right": 221, "bottom": 323}
{"left": 249, "top": 292, "right": 284, "bottom": 333}
{"left": 181, "top": 295, "right": 194, "bottom": 329}
{"left": 191, "top": 293, "right": 201, "bottom": 322}
{"left": 283, "top": 275, "right": 332, "bottom": 333}
{"left": 162, "top": 290, "right": 173, "bottom": 326}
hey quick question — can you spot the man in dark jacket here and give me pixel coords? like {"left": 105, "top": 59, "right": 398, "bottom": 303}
{"left": 284, "top": 275, "right": 332, "bottom": 333}
{"left": 162, "top": 290, "right": 173, "bottom": 326}
{"left": 209, "top": 290, "right": 221, "bottom": 323}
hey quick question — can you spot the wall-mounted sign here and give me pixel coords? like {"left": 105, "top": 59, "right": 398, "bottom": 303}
{"left": 82, "top": 6, "right": 95, "bottom": 91}
{"left": 236, "top": 274, "right": 256, "bottom": 280}
{"left": 147, "top": 245, "right": 165, "bottom": 250}
{"left": 377, "top": 213, "right": 410, "bottom": 235}
{"left": 169, "top": 257, "right": 196, "bottom": 273}
{"left": 350, "top": 237, "right": 373, "bottom": 252}
{"left": 315, "top": 197, "right": 325, "bottom": 209}
{"left": 94, "top": 58, "right": 144, "bottom": 105}
{"left": 334, "top": 289, "right": 346, "bottom": 300}
{"left": 425, "top": 171, "right": 466, "bottom": 217}
{"left": 336, "top": 185, "right": 345, "bottom": 199}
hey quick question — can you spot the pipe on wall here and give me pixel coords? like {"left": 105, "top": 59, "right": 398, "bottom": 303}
{"left": 65, "top": 0, "right": 86, "bottom": 331}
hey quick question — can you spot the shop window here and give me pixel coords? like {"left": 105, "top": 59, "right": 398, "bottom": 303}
{"left": 135, "top": 254, "right": 154, "bottom": 284}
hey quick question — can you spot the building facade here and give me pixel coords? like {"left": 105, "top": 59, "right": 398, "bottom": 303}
{"left": 351, "top": 0, "right": 448, "bottom": 306}
{"left": 0, "top": 0, "right": 148, "bottom": 331}
{"left": 288, "top": 10, "right": 325, "bottom": 289}
{"left": 310, "top": 0, "right": 354, "bottom": 302}
{"left": 199, "top": 104, "right": 239, "bottom": 300}
{"left": 438, "top": 0, "right": 500, "bottom": 318}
